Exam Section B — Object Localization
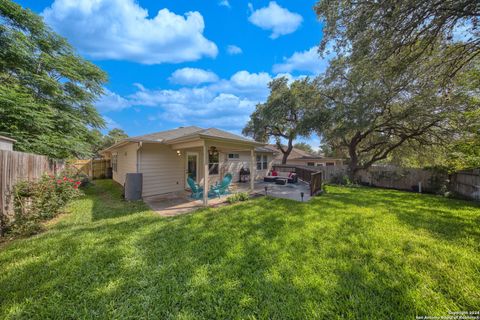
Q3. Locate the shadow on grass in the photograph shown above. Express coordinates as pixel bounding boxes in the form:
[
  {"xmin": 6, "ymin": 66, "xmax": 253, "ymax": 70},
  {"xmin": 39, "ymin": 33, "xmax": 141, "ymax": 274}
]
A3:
[
  {"xmin": 321, "ymin": 186, "xmax": 480, "ymax": 242},
  {"xmin": 0, "ymin": 182, "xmax": 479, "ymax": 319}
]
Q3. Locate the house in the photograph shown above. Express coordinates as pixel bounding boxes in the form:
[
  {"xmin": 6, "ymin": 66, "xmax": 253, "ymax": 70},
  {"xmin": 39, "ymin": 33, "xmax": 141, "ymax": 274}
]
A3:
[
  {"xmin": 0, "ymin": 135, "xmax": 16, "ymax": 151},
  {"xmin": 101, "ymin": 126, "xmax": 275, "ymax": 204},
  {"xmin": 264, "ymin": 144, "xmax": 344, "ymax": 167}
]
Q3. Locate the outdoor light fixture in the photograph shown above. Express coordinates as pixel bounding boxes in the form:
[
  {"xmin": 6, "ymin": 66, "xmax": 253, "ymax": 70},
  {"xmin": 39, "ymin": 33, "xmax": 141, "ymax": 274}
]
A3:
[
  {"xmin": 300, "ymin": 192, "xmax": 304, "ymax": 202},
  {"xmin": 176, "ymin": 150, "xmax": 181, "ymax": 156},
  {"xmin": 208, "ymin": 146, "xmax": 218, "ymax": 157}
]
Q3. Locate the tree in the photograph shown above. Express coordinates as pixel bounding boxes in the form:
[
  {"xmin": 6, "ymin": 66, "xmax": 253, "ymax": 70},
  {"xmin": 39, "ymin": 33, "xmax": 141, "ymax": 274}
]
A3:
[
  {"xmin": 89, "ymin": 128, "xmax": 128, "ymax": 158},
  {"xmin": 293, "ymin": 142, "xmax": 314, "ymax": 154},
  {"xmin": 0, "ymin": 0, "xmax": 107, "ymax": 158},
  {"xmin": 315, "ymin": 0, "xmax": 479, "ymax": 84},
  {"xmin": 243, "ymin": 77, "xmax": 323, "ymax": 164},
  {"xmin": 310, "ymin": 56, "xmax": 478, "ymax": 180}
]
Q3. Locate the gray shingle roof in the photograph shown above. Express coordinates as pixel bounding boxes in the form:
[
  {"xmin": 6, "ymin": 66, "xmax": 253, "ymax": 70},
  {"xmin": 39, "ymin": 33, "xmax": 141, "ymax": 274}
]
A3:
[
  {"xmin": 126, "ymin": 126, "xmax": 261, "ymax": 144},
  {"xmin": 255, "ymin": 146, "xmax": 276, "ymax": 153},
  {"xmin": 196, "ymin": 128, "xmax": 255, "ymax": 143},
  {"xmin": 129, "ymin": 126, "xmax": 203, "ymax": 142}
]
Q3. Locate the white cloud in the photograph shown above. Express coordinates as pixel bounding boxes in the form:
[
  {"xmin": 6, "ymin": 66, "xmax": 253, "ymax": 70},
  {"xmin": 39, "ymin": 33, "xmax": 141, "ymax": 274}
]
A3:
[
  {"xmin": 218, "ymin": 0, "xmax": 231, "ymax": 8},
  {"xmin": 102, "ymin": 116, "xmax": 122, "ymax": 131},
  {"xmin": 230, "ymin": 71, "xmax": 271, "ymax": 88},
  {"xmin": 42, "ymin": 0, "xmax": 218, "ymax": 64},
  {"xmin": 95, "ymin": 70, "xmax": 282, "ymax": 131},
  {"xmin": 273, "ymin": 46, "xmax": 332, "ymax": 75},
  {"xmin": 96, "ymin": 89, "xmax": 131, "ymax": 112},
  {"xmin": 208, "ymin": 71, "xmax": 272, "ymax": 101},
  {"xmin": 248, "ymin": 1, "xmax": 302, "ymax": 39},
  {"xmin": 227, "ymin": 45, "xmax": 243, "ymax": 55},
  {"xmin": 169, "ymin": 68, "xmax": 219, "ymax": 85}
]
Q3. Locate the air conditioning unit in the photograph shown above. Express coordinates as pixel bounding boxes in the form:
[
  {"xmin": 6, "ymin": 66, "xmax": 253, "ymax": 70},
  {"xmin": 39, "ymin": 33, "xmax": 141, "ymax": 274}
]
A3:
[{"xmin": 124, "ymin": 173, "xmax": 143, "ymax": 200}]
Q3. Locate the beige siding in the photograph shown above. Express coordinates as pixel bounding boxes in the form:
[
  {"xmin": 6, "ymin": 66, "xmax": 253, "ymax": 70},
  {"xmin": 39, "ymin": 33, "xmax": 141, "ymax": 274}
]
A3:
[
  {"xmin": 222, "ymin": 152, "xmax": 273, "ymax": 182},
  {"xmin": 139, "ymin": 143, "xmax": 185, "ymax": 197},
  {"xmin": 112, "ymin": 143, "xmax": 138, "ymax": 186}
]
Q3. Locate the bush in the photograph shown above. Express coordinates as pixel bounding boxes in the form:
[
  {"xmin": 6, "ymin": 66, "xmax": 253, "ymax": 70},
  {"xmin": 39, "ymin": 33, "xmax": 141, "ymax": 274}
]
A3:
[
  {"xmin": 9, "ymin": 172, "xmax": 83, "ymax": 236},
  {"xmin": 226, "ymin": 192, "xmax": 250, "ymax": 204},
  {"xmin": 330, "ymin": 173, "xmax": 354, "ymax": 186}
]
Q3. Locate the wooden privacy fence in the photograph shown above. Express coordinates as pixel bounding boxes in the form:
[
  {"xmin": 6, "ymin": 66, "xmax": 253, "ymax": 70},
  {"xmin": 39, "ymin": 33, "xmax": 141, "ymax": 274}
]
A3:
[
  {"xmin": 72, "ymin": 159, "xmax": 111, "ymax": 179},
  {"xmin": 273, "ymin": 164, "xmax": 452, "ymax": 195},
  {"xmin": 273, "ymin": 164, "xmax": 323, "ymax": 196},
  {"xmin": 450, "ymin": 169, "xmax": 480, "ymax": 201},
  {"xmin": 0, "ymin": 150, "xmax": 65, "ymax": 235},
  {"xmin": 356, "ymin": 166, "xmax": 446, "ymax": 193}
]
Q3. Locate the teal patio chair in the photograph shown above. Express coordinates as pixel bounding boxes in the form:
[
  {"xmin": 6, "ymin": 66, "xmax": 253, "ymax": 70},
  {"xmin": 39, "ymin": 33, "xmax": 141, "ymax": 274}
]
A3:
[
  {"xmin": 187, "ymin": 177, "xmax": 203, "ymax": 199},
  {"xmin": 208, "ymin": 173, "xmax": 233, "ymax": 198}
]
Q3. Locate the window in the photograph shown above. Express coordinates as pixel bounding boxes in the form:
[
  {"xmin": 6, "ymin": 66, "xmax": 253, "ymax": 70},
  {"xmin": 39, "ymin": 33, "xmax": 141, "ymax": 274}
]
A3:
[
  {"xmin": 316, "ymin": 163, "xmax": 325, "ymax": 167},
  {"xmin": 256, "ymin": 155, "xmax": 268, "ymax": 170},
  {"xmin": 326, "ymin": 162, "xmax": 335, "ymax": 166},
  {"xmin": 228, "ymin": 153, "xmax": 239, "ymax": 159},
  {"xmin": 307, "ymin": 162, "xmax": 315, "ymax": 166},
  {"xmin": 209, "ymin": 152, "xmax": 219, "ymax": 175},
  {"xmin": 112, "ymin": 154, "xmax": 118, "ymax": 172},
  {"xmin": 262, "ymin": 155, "xmax": 268, "ymax": 170}
]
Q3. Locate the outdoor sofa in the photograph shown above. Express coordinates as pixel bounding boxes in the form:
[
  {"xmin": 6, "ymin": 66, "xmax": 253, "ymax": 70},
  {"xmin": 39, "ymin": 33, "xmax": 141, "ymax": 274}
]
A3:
[{"xmin": 264, "ymin": 170, "xmax": 298, "ymax": 183}]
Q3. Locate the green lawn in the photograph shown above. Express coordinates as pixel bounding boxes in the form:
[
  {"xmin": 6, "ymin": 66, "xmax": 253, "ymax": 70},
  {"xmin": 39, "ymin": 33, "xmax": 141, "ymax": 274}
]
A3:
[{"xmin": 1, "ymin": 180, "xmax": 479, "ymax": 319}]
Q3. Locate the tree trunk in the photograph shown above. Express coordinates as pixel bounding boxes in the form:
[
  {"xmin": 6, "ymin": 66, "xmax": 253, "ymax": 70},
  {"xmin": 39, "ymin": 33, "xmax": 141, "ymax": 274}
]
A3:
[
  {"xmin": 279, "ymin": 138, "xmax": 294, "ymax": 164},
  {"xmin": 347, "ymin": 141, "xmax": 360, "ymax": 182}
]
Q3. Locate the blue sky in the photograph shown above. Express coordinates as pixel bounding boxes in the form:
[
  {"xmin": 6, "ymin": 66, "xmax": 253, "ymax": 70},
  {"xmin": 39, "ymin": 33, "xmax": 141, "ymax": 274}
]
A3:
[{"xmin": 17, "ymin": 0, "xmax": 329, "ymax": 149}]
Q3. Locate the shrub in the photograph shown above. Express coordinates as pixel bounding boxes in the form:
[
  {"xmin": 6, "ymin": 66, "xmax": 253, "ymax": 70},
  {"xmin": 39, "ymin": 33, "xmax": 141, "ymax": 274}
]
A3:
[
  {"xmin": 226, "ymin": 192, "xmax": 250, "ymax": 204},
  {"xmin": 9, "ymin": 172, "xmax": 83, "ymax": 236},
  {"xmin": 330, "ymin": 173, "xmax": 354, "ymax": 186}
]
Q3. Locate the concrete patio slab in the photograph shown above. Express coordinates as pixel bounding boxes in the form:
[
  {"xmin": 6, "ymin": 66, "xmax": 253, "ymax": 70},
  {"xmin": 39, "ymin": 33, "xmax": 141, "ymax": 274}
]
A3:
[{"xmin": 143, "ymin": 180, "xmax": 312, "ymax": 216}]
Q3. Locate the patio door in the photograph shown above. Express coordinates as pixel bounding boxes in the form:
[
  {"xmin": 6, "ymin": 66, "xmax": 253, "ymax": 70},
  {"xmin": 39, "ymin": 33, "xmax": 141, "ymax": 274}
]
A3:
[{"xmin": 185, "ymin": 152, "xmax": 199, "ymax": 189}]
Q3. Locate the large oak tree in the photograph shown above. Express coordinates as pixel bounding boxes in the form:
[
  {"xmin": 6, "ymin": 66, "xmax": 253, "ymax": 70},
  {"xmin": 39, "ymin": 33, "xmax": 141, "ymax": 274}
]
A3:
[
  {"xmin": 310, "ymin": 55, "xmax": 478, "ymax": 180},
  {"xmin": 315, "ymin": 0, "xmax": 479, "ymax": 84},
  {"xmin": 243, "ymin": 77, "xmax": 323, "ymax": 164}
]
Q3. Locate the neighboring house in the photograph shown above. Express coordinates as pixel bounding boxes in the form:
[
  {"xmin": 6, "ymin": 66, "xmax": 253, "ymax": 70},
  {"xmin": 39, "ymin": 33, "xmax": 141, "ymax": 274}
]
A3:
[
  {"xmin": 101, "ymin": 126, "xmax": 275, "ymax": 202},
  {"xmin": 264, "ymin": 145, "xmax": 344, "ymax": 167},
  {"xmin": 0, "ymin": 135, "xmax": 16, "ymax": 151}
]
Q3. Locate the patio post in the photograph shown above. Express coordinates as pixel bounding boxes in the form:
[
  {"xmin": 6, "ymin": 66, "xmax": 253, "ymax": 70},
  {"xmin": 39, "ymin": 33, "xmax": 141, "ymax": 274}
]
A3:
[
  {"xmin": 203, "ymin": 141, "xmax": 209, "ymax": 206},
  {"xmin": 250, "ymin": 148, "xmax": 255, "ymax": 192}
]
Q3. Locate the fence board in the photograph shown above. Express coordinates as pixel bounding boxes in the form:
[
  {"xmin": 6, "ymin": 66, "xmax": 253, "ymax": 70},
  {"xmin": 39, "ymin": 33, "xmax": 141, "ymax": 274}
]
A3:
[
  {"xmin": 273, "ymin": 164, "xmax": 455, "ymax": 195},
  {"xmin": 72, "ymin": 159, "xmax": 111, "ymax": 179},
  {"xmin": 273, "ymin": 165, "xmax": 323, "ymax": 196},
  {"xmin": 0, "ymin": 150, "xmax": 65, "ymax": 236},
  {"xmin": 310, "ymin": 172, "xmax": 323, "ymax": 196},
  {"xmin": 450, "ymin": 169, "xmax": 480, "ymax": 201}
]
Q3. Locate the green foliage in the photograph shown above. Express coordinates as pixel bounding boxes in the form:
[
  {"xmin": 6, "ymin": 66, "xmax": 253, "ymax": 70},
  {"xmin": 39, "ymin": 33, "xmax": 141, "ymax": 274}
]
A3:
[
  {"xmin": 330, "ymin": 173, "xmax": 353, "ymax": 186},
  {"xmin": 308, "ymin": 54, "xmax": 479, "ymax": 179},
  {"xmin": 9, "ymin": 172, "xmax": 82, "ymax": 236},
  {"xmin": 243, "ymin": 77, "xmax": 325, "ymax": 163},
  {"xmin": 314, "ymin": 0, "xmax": 479, "ymax": 86},
  {"xmin": 293, "ymin": 142, "xmax": 314, "ymax": 154},
  {"xmin": 226, "ymin": 192, "xmax": 250, "ymax": 204},
  {"xmin": 0, "ymin": 0, "xmax": 107, "ymax": 158},
  {"xmin": 313, "ymin": 0, "xmax": 480, "ymax": 173},
  {"xmin": 1, "ymin": 181, "xmax": 479, "ymax": 318},
  {"xmin": 89, "ymin": 128, "xmax": 128, "ymax": 157}
]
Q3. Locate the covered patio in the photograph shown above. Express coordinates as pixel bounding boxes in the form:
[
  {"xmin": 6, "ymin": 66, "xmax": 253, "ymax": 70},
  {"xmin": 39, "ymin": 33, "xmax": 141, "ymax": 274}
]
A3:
[
  {"xmin": 144, "ymin": 180, "xmax": 311, "ymax": 216},
  {"xmin": 166, "ymin": 130, "xmax": 265, "ymax": 207}
]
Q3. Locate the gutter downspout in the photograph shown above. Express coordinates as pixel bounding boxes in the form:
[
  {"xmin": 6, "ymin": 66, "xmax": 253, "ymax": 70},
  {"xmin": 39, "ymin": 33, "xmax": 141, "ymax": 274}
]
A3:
[{"xmin": 136, "ymin": 141, "xmax": 143, "ymax": 173}]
